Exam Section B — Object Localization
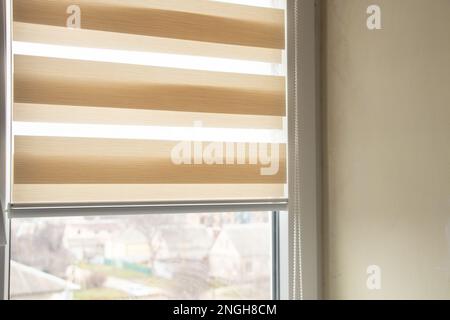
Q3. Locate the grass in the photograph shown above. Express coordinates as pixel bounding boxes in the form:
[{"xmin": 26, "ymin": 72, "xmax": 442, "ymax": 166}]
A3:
[
  {"xmin": 74, "ymin": 288, "xmax": 129, "ymax": 300},
  {"xmin": 77, "ymin": 262, "xmax": 168, "ymax": 289},
  {"xmin": 140, "ymin": 276, "xmax": 173, "ymax": 289},
  {"xmin": 75, "ymin": 262, "xmax": 240, "ymax": 299},
  {"xmin": 78, "ymin": 262, "xmax": 148, "ymax": 279}
]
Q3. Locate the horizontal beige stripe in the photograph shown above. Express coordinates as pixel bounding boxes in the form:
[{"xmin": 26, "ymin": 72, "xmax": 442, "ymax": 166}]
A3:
[
  {"xmin": 14, "ymin": 22, "xmax": 283, "ymax": 63},
  {"xmin": 14, "ymin": 77, "xmax": 284, "ymax": 116},
  {"xmin": 15, "ymin": 55, "xmax": 284, "ymax": 91},
  {"xmin": 14, "ymin": 0, "xmax": 285, "ymax": 49},
  {"xmin": 14, "ymin": 103, "xmax": 284, "ymax": 129},
  {"xmin": 13, "ymin": 184, "xmax": 286, "ymax": 204},
  {"xmin": 79, "ymin": 0, "xmax": 285, "ymax": 25},
  {"xmin": 14, "ymin": 55, "xmax": 286, "ymax": 116},
  {"xmin": 14, "ymin": 136, "xmax": 286, "ymax": 184}
]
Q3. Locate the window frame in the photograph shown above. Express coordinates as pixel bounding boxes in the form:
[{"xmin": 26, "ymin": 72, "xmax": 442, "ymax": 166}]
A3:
[
  {"xmin": 0, "ymin": 0, "xmax": 321, "ymax": 300},
  {"xmin": 0, "ymin": 0, "xmax": 12, "ymax": 301},
  {"xmin": 286, "ymin": 0, "xmax": 322, "ymax": 300}
]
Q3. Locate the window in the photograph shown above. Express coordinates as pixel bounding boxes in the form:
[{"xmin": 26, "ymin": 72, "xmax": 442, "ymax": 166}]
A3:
[
  {"xmin": 0, "ymin": 0, "xmax": 305, "ymax": 301},
  {"xmin": 10, "ymin": 212, "xmax": 275, "ymax": 300}
]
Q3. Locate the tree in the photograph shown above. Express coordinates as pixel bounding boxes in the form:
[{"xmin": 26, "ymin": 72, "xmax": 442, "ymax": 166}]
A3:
[
  {"xmin": 11, "ymin": 221, "xmax": 74, "ymax": 277},
  {"xmin": 128, "ymin": 214, "xmax": 187, "ymax": 267}
]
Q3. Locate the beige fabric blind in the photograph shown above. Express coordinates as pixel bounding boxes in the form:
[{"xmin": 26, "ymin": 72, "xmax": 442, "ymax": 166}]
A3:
[{"xmin": 12, "ymin": 0, "xmax": 287, "ymax": 204}]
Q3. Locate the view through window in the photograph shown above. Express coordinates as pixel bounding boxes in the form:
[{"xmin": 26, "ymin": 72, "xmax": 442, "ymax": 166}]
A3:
[{"xmin": 10, "ymin": 212, "xmax": 273, "ymax": 300}]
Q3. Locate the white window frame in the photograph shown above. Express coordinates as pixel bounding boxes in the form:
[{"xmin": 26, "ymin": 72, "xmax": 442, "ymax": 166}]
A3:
[
  {"xmin": 286, "ymin": 0, "xmax": 322, "ymax": 300},
  {"xmin": 1, "ymin": 0, "xmax": 12, "ymax": 301},
  {"xmin": 0, "ymin": 0, "xmax": 321, "ymax": 300}
]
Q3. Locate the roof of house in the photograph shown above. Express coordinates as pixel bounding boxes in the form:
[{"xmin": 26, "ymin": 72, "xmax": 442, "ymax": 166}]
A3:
[
  {"xmin": 211, "ymin": 223, "xmax": 271, "ymax": 257},
  {"xmin": 111, "ymin": 227, "xmax": 148, "ymax": 244},
  {"xmin": 10, "ymin": 261, "xmax": 80, "ymax": 297},
  {"xmin": 154, "ymin": 226, "xmax": 214, "ymax": 260}
]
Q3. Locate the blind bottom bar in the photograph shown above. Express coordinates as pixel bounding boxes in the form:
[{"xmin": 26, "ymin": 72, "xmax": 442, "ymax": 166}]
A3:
[{"xmin": 8, "ymin": 199, "xmax": 288, "ymax": 218}]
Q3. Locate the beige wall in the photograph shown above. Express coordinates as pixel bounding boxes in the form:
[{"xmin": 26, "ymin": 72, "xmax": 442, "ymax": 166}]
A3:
[{"xmin": 322, "ymin": 0, "xmax": 450, "ymax": 299}]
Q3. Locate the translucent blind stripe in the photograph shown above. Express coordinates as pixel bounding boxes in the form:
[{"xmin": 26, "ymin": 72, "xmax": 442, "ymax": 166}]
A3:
[
  {"xmin": 14, "ymin": 104, "xmax": 284, "ymax": 130},
  {"xmin": 13, "ymin": 41, "xmax": 277, "ymax": 75},
  {"xmin": 12, "ymin": 184, "xmax": 286, "ymax": 204},
  {"xmin": 13, "ymin": 22, "xmax": 283, "ymax": 63},
  {"xmin": 13, "ymin": 123, "xmax": 285, "ymax": 144},
  {"xmin": 13, "ymin": 0, "xmax": 285, "ymax": 49}
]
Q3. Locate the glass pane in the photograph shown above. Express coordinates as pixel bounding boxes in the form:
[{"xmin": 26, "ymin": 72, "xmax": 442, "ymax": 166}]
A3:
[{"xmin": 10, "ymin": 212, "xmax": 272, "ymax": 300}]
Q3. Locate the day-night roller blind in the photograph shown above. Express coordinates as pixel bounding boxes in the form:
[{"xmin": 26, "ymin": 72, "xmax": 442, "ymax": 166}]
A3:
[{"xmin": 11, "ymin": 0, "xmax": 287, "ymax": 204}]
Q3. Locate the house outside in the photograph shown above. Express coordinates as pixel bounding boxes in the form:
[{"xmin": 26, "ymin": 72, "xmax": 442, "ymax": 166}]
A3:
[
  {"xmin": 62, "ymin": 219, "xmax": 118, "ymax": 261},
  {"xmin": 152, "ymin": 225, "xmax": 214, "ymax": 279},
  {"xmin": 209, "ymin": 223, "xmax": 271, "ymax": 283},
  {"xmin": 104, "ymin": 227, "xmax": 151, "ymax": 264}
]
